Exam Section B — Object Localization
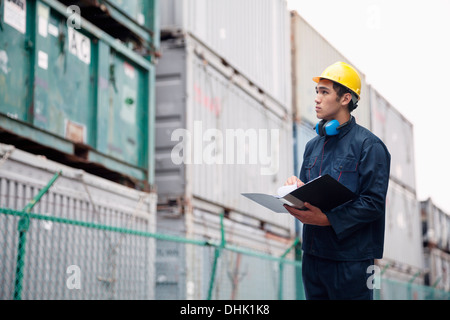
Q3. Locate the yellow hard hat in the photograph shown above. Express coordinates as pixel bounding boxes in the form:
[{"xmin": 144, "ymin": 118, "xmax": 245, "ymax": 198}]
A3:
[{"xmin": 313, "ymin": 61, "xmax": 361, "ymax": 100}]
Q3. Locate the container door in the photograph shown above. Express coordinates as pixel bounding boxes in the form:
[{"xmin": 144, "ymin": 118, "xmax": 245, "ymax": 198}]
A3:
[
  {"xmin": 97, "ymin": 47, "xmax": 146, "ymax": 168},
  {"xmin": 0, "ymin": 0, "xmax": 31, "ymax": 122},
  {"xmin": 32, "ymin": 1, "xmax": 95, "ymax": 145}
]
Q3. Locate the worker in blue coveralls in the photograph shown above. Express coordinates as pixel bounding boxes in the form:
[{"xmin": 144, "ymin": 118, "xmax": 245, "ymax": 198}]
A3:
[{"xmin": 284, "ymin": 61, "xmax": 391, "ymax": 300}]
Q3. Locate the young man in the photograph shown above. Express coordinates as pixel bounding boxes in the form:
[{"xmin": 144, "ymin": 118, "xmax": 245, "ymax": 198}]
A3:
[{"xmin": 284, "ymin": 62, "xmax": 391, "ymax": 300}]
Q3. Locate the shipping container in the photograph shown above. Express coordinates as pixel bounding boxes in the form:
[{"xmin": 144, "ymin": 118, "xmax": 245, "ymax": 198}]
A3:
[
  {"xmin": 0, "ymin": 143, "xmax": 157, "ymax": 299},
  {"xmin": 155, "ymin": 36, "xmax": 294, "ymax": 233},
  {"xmin": 0, "ymin": 0, "xmax": 156, "ymax": 188},
  {"xmin": 291, "ymin": 11, "xmax": 371, "ymax": 129},
  {"xmin": 56, "ymin": 0, "xmax": 160, "ymax": 57},
  {"xmin": 159, "ymin": 0, "xmax": 291, "ymax": 109},
  {"xmin": 156, "ymin": 199, "xmax": 297, "ymax": 300},
  {"xmin": 427, "ymin": 248, "xmax": 450, "ymax": 292},
  {"xmin": 293, "ymin": 121, "xmax": 317, "ymax": 181},
  {"xmin": 370, "ymin": 86, "xmax": 417, "ymax": 193},
  {"xmin": 421, "ymin": 198, "xmax": 450, "ymax": 253},
  {"xmin": 379, "ymin": 179, "xmax": 424, "ymax": 282},
  {"xmin": 292, "ymin": 120, "xmax": 317, "ymax": 237}
]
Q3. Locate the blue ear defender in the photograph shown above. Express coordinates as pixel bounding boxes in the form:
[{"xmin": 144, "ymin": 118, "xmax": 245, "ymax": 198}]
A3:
[{"xmin": 314, "ymin": 117, "xmax": 352, "ymax": 137}]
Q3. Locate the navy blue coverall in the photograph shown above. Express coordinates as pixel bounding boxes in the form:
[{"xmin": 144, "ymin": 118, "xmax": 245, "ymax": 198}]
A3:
[{"xmin": 299, "ymin": 117, "xmax": 391, "ymax": 299}]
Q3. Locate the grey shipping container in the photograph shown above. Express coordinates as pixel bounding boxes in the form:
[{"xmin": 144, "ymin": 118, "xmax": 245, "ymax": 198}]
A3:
[
  {"xmin": 370, "ymin": 87, "xmax": 417, "ymax": 193},
  {"xmin": 291, "ymin": 11, "xmax": 371, "ymax": 130},
  {"xmin": 0, "ymin": 143, "xmax": 157, "ymax": 300},
  {"xmin": 421, "ymin": 198, "xmax": 450, "ymax": 254},
  {"xmin": 156, "ymin": 202, "xmax": 297, "ymax": 300},
  {"xmin": 0, "ymin": 0, "xmax": 156, "ymax": 188},
  {"xmin": 159, "ymin": 0, "xmax": 292, "ymax": 109},
  {"xmin": 155, "ymin": 36, "xmax": 295, "ymax": 233},
  {"xmin": 428, "ymin": 248, "xmax": 450, "ymax": 292},
  {"xmin": 380, "ymin": 179, "xmax": 424, "ymax": 283}
]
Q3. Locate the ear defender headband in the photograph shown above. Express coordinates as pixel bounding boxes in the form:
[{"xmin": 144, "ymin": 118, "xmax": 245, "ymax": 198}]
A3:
[{"xmin": 314, "ymin": 117, "xmax": 352, "ymax": 137}]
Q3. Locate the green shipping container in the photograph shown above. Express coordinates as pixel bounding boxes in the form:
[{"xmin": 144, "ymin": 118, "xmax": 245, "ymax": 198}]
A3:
[
  {"xmin": 107, "ymin": 0, "xmax": 158, "ymax": 31},
  {"xmin": 58, "ymin": 0, "xmax": 160, "ymax": 58},
  {"xmin": 0, "ymin": 0, "xmax": 155, "ymax": 187}
]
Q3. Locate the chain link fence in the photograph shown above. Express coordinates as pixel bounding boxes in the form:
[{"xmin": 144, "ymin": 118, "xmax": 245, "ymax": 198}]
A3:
[{"xmin": 0, "ymin": 172, "xmax": 449, "ymax": 300}]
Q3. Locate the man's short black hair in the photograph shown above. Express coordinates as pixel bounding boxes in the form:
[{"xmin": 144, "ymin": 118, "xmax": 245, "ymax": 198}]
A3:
[{"xmin": 332, "ymin": 81, "xmax": 358, "ymax": 112}]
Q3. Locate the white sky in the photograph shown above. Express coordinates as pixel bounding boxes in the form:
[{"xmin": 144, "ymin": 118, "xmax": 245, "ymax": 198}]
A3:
[{"xmin": 287, "ymin": 0, "xmax": 450, "ymax": 213}]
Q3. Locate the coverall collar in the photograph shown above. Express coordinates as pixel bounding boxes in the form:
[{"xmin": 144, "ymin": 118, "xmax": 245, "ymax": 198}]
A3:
[{"xmin": 337, "ymin": 115, "xmax": 356, "ymax": 140}]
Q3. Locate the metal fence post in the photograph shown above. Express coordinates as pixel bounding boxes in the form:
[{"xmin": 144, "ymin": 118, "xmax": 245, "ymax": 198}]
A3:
[
  {"xmin": 207, "ymin": 212, "xmax": 225, "ymax": 300},
  {"xmin": 278, "ymin": 238, "xmax": 300, "ymax": 300},
  {"xmin": 13, "ymin": 171, "xmax": 62, "ymax": 300}
]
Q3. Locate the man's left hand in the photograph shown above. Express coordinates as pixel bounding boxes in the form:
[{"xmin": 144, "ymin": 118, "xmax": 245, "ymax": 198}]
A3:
[{"xmin": 284, "ymin": 202, "xmax": 331, "ymax": 227}]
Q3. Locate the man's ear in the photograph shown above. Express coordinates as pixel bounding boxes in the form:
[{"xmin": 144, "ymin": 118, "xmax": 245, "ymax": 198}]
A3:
[{"xmin": 341, "ymin": 93, "xmax": 352, "ymax": 106}]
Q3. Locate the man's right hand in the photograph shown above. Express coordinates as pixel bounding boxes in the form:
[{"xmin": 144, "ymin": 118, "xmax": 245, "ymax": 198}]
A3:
[{"xmin": 284, "ymin": 176, "xmax": 304, "ymax": 188}]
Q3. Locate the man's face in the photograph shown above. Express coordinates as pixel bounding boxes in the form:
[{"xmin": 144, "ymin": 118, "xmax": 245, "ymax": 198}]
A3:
[{"xmin": 314, "ymin": 79, "xmax": 348, "ymax": 121}]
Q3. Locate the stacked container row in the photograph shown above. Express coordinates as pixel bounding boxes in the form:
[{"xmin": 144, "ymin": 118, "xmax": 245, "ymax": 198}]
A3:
[
  {"xmin": 369, "ymin": 87, "xmax": 424, "ymax": 283},
  {"xmin": 421, "ymin": 198, "xmax": 450, "ymax": 252},
  {"xmin": 159, "ymin": 0, "xmax": 291, "ymax": 109},
  {"xmin": 0, "ymin": 0, "xmax": 159, "ymax": 300},
  {"xmin": 0, "ymin": 0, "xmax": 157, "ymax": 188},
  {"xmin": 0, "ymin": 143, "xmax": 157, "ymax": 299},
  {"xmin": 155, "ymin": 0, "xmax": 296, "ymax": 299},
  {"xmin": 421, "ymin": 198, "xmax": 450, "ymax": 291}
]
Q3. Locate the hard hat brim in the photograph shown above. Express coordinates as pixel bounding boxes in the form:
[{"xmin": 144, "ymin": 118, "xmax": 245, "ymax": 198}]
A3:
[{"xmin": 312, "ymin": 76, "xmax": 360, "ymax": 100}]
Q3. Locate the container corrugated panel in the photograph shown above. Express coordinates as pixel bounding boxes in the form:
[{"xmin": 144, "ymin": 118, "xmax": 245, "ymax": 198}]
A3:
[
  {"xmin": 292, "ymin": 120, "xmax": 317, "ymax": 237},
  {"xmin": 159, "ymin": 0, "xmax": 291, "ymax": 109},
  {"xmin": 421, "ymin": 198, "xmax": 450, "ymax": 252},
  {"xmin": 291, "ymin": 11, "xmax": 371, "ymax": 130},
  {"xmin": 370, "ymin": 87, "xmax": 416, "ymax": 193},
  {"xmin": 0, "ymin": 0, "xmax": 155, "ymax": 184},
  {"xmin": 155, "ymin": 37, "xmax": 295, "ymax": 232},
  {"xmin": 430, "ymin": 248, "xmax": 450, "ymax": 292},
  {"xmin": 293, "ymin": 120, "xmax": 317, "ymax": 177},
  {"xmin": 0, "ymin": 143, "xmax": 157, "ymax": 300},
  {"xmin": 156, "ymin": 206, "xmax": 296, "ymax": 300},
  {"xmin": 382, "ymin": 179, "xmax": 423, "ymax": 272}
]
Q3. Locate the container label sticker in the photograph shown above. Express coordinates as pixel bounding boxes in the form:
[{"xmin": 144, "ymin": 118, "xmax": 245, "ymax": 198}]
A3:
[
  {"xmin": 4, "ymin": 0, "xmax": 27, "ymax": 34},
  {"xmin": 68, "ymin": 27, "xmax": 91, "ymax": 65},
  {"xmin": 37, "ymin": 2, "xmax": 50, "ymax": 38},
  {"xmin": 38, "ymin": 51, "xmax": 48, "ymax": 70},
  {"xmin": 48, "ymin": 23, "xmax": 59, "ymax": 37},
  {"xmin": 65, "ymin": 119, "xmax": 86, "ymax": 143},
  {"xmin": 38, "ymin": 17, "xmax": 48, "ymax": 38}
]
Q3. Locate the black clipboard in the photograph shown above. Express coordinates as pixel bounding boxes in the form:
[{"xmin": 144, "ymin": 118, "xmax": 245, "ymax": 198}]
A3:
[
  {"xmin": 285, "ymin": 174, "xmax": 356, "ymax": 212},
  {"xmin": 242, "ymin": 174, "xmax": 357, "ymax": 213}
]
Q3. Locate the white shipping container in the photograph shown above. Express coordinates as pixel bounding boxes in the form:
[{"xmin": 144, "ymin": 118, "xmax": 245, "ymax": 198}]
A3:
[
  {"xmin": 0, "ymin": 143, "xmax": 157, "ymax": 300},
  {"xmin": 421, "ymin": 198, "xmax": 450, "ymax": 253},
  {"xmin": 382, "ymin": 179, "xmax": 423, "ymax": 275},
  {"xmin": 370, "ymin": 87, "xmax": 417, "ymax": 193},
  {"xmin": 429, "ymin": 248, "xmax": 450, "ymax": 292},
  {"xmin": 291, "ymin": 11, "xmax": 371, "ymax": 129},
  {"xmin": 156, "ymin": 200, "xmax": 297, "ymax": 300},
  {"xmin": 159, "ymin": 0, "xmax": 292, "ymax": 109},
  {"xmin": 155, "ymin": 36, "xmax": 295, "ymax": 232}
]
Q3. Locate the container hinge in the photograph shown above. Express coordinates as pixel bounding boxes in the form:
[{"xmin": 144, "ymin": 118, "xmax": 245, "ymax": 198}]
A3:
[{"xmin": 24, "ymin": 38, "xmax": 34, "ymax": 52}]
